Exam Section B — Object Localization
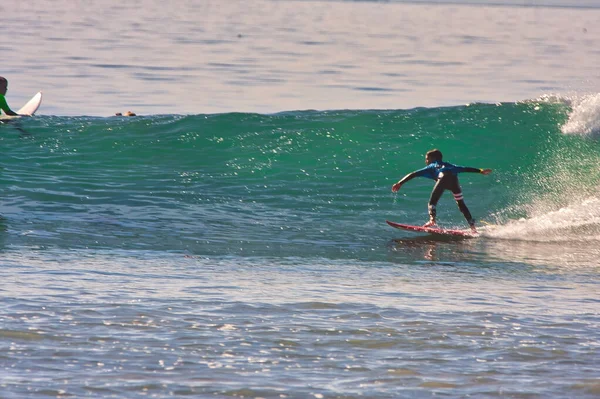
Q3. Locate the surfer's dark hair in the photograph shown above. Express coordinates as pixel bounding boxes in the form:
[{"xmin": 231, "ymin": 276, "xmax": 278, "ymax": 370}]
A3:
[
  {"xmin": 426, "ymin": 149, "xmax": 443, "ymax": 161},
  {"xmin": 0, "ymin": 77, "xmax": 6, "ymax": 84}
]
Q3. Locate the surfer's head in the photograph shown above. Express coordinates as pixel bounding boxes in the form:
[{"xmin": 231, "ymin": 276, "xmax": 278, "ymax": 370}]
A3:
[
  {"xmin": 425, "ymin": 149, "xmax": 443, "ymax": 164},
  {"xmin": 0, "ymin": 77, "xmax": 7, "ymax": 95}
]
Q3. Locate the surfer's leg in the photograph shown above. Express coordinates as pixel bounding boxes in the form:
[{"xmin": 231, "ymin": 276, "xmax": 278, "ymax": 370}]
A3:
[
  {"xmin": 426, "ymin": 176, "xmax": 446, "ymax": 226},
  {"xmin": 450, "ymin": 177, "xmax": 476, "ymax": 230},
  {"xmin": 455, "ymin": 195, "xmax": 475, "ymax": 228}
]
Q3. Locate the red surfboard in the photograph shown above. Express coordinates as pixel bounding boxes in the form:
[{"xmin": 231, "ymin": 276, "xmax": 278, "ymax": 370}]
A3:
[{"xmin": 386, "ymin": 220, "xmax": 478, "ymax": 238}]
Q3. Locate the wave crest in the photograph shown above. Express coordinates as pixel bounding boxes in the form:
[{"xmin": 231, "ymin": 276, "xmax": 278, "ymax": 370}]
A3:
[{"xmin": 560, "ymin": 93, "xmax": 600, "ymax": 136}]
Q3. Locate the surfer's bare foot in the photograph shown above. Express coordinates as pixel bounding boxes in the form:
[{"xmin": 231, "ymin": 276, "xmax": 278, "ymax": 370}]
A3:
[
  {"xmin": 423, "ymin": 220, "xmax": 436, "ymax": 228},
  {"xmin": 470, "ymin": 225, "xmax": 478, "ymax": 233}
]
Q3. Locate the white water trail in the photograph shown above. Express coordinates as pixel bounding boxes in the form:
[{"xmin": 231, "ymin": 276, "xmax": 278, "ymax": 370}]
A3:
[{"xmin": 483, "ymin": 197, "xmax": 600, "ymax": 242}]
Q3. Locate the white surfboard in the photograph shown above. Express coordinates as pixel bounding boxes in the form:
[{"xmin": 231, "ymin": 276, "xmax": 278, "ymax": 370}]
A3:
[{"xmin": 17, "ymin": 91, "xmax": 43, "ymax": 115}]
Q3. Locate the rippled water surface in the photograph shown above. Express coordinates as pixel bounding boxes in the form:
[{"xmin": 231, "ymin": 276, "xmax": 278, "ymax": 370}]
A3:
[
  {"xmin": 3, "ymin": 0, "xmax": 600, "ymax": 115},
  {"xmin": 1, "ymin": 251, "xmax": 599, "ymax": 398},
  {"xmin": 1, "ymin": 1, "xmax": 600, "ymax": 398}
]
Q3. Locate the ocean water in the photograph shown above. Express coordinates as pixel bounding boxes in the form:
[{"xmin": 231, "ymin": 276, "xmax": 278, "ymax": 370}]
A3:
[
  {"xmin": 3, "ymin": 0, "xmax": 600, "ymax": 115},
  {"xmin": 2, "ymin": 1, "xmax": 600, "ymax": 398}
]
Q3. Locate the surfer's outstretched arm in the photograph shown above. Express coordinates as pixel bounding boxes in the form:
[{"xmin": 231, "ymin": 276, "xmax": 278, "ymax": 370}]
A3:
[
  {"xmin": 392, "ymin": 164, "xmax": 436, "ymax": 192},
  {"xmin": 457, "ymin": 166, "xmax": 492, "ymax": 175},
  {"xmin": 391, "ymin": 171, "xmax": 418, "ymax": 192}
]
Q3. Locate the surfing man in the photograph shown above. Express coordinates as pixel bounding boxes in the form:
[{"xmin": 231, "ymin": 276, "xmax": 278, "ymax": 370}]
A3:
[
  {"xmin": 0, "ymin": 77, "xmax": 19, "ymax": 116},
  {"xmin": 391, "ymin": 149, "xmax": 492, "ymax": 232}
]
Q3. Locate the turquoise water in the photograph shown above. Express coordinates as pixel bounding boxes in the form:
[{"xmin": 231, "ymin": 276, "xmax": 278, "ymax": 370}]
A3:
[
  {"xmin": 2, "ymin": 1, "xmax": 600, "ymax": 398},
  {"xmin": 2, "ymin": 100, "xmax": 598, "ymax": 255}
]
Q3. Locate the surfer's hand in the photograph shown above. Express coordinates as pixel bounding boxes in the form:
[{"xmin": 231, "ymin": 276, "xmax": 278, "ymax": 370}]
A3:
[
  {"xmin": 392, "ymin": 182, "xmax": 402, "ymax": 192},
  {"xmin": 480, "ymin": 169, "xmax": 492, "ymax": 175}
]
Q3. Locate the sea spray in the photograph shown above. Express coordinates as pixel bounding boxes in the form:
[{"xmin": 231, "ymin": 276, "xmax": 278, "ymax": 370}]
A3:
[{"xmin": 561, "ymin": 93, "xmax": 600, "ymax": 136}]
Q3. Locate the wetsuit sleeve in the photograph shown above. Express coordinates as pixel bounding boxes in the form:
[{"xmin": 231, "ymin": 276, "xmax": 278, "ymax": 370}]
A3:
[
  {"xmin": 396, "ymin": 171, "xmax": 419, "ymax": 185},
  {"xmin": 0, "ymin": 95, "xmax": 17, "ymax": 116},
  {"xmin": 412, "ymin": 165, "xmax": 434, "ymax": 178},
  {"xmin": 454, "ymin": 166, "xmax": 483, "ymax": 174},
  {"xmin": 396, "ymin": 165, "xmax": 435, "ymax": 185}
]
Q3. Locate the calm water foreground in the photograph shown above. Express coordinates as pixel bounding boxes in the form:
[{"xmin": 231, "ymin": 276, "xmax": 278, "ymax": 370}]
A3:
[{"xmin": 1, "ymin": 246, "xmax": 599, "ymax": 398}]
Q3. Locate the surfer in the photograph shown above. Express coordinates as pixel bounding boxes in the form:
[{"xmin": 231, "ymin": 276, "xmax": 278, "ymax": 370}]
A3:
[
  {"xmin": 0, "ymin": 77, "xmax": 18, "ymax": 116},
  {"xmin": 391, "ymin": 149, "xmax": 492, "ymax": 232}
]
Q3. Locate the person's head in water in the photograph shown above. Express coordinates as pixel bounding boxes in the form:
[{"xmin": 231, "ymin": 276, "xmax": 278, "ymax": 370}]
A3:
[
  {"xmin": 425, "ymin": 149, "xmax": 443, "ymax": 164},
  {"xmin": 115, "ymin": 111, "xmax": 137, "ymax": 117},
  {"xmin": 0, "ymin": 77, "xmax": 8, "ymax": 95}
]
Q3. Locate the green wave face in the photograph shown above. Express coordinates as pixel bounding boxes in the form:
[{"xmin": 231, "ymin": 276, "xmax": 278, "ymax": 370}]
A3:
[{"xmin": 2, "ymin": 99, "xmax": 599, "ymax": 254}]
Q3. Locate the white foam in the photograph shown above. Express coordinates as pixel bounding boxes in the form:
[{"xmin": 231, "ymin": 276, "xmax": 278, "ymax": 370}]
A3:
[
  {"xmin": 560, "ymin": 93, "xmax": 600, "ymax": 136},
  {"xmin": 483, "ymin": 196, "xmax": 600, "ymax": 242}
]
